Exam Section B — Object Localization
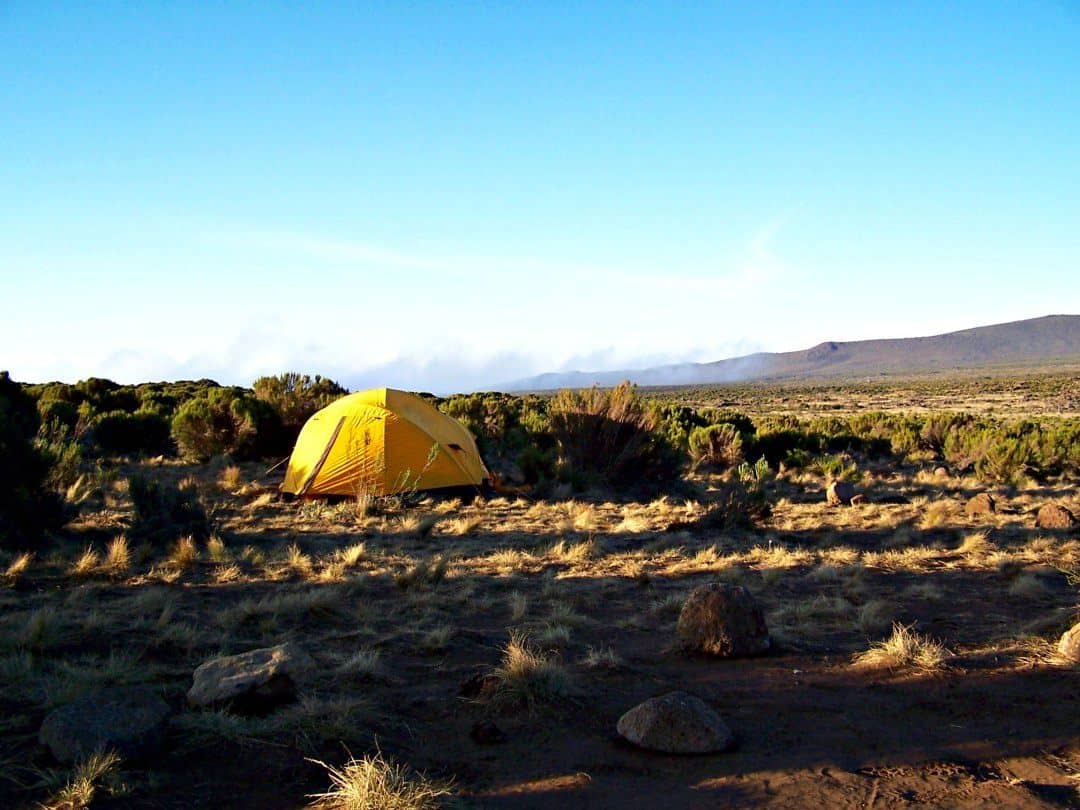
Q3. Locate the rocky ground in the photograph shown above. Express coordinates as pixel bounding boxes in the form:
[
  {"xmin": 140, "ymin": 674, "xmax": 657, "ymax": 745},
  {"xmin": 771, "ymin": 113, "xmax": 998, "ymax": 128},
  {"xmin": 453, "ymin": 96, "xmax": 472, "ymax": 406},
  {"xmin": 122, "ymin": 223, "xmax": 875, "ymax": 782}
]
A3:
[{"xmin": 1, "ymin": 451, "xmax": 1078, "ymax": 808}]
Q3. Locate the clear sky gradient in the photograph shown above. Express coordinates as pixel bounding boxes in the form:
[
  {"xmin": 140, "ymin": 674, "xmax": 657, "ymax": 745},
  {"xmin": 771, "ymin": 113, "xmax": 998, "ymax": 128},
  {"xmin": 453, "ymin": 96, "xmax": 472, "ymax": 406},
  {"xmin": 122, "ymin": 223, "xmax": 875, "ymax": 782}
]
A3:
[{"xmin": 3, "ymin": 2, "xmax": 1078, "ymax": 392}]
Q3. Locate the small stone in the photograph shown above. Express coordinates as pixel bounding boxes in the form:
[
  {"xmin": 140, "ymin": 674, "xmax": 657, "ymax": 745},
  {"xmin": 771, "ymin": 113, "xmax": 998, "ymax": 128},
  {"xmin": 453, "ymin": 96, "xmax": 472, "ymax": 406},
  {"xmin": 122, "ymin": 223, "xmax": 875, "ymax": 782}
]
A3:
[
  {"xmin": 39, "ymin": 686, "xmax": 170, "ymax": 763},
  {"xmin": 1035, "ymin": 503, "xmax": 1076, "ymax": 529},
  {"xmin": 933, "ymin": 466, "xmax": 950, "ymax": 478},
  {"xmin": 964, "ymin": 493, "xmax": 996, "ymax": 516},
  {"xmin": 826, "ymin": 481, "xmax": 856, "ymax": 506},
  {"xmin": 617, "ymin": 691, "xmax": 734, "ymax": 754},
  {"xmin": 677, "ymin": 583, "xmax": 770, "ymax": 658},
  {"xmin": 187, "ymin": 643, "xmax": 314, "ymax": 712},
  {"xmin": 1058, "ymin": 623, "xmax": 1080, "ymax": 663}
]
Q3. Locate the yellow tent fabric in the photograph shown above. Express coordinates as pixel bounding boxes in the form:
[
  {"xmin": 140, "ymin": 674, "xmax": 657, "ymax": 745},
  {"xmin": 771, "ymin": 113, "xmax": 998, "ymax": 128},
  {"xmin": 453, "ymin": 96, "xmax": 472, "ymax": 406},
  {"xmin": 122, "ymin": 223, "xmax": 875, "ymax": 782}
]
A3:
[{"xmin": 281, "ymin": 388, "xmax": 489, "ymax": 497}]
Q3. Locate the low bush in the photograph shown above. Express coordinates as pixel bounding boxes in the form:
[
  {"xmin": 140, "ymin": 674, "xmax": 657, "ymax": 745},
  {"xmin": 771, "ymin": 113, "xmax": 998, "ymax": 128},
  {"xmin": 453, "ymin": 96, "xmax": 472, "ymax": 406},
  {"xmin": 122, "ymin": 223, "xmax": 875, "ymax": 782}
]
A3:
[
  {"xmin": 547, "ymin": 382, "xmax": 679, "ymax": 489},
  {"xmin": 128, "ymin": 475, "xmax": 210, "ymax": 542},
  {"xmin": 0, "ymin": 372, "xmax": 63, "ymax": 548},
  {"xmin": 92, "ymin": 409, "xmax": 173, "ymax": 456},
  {"xmin": 172, "ymin": 388, "xmax": 283, "ymax": 460},
  {"xmin": 252, "ymin": 373, "xmax": 347, "ymax": 440},
  {"xmin": 688, "ymin": 423, "xmax": 744, "ymax": 469}
]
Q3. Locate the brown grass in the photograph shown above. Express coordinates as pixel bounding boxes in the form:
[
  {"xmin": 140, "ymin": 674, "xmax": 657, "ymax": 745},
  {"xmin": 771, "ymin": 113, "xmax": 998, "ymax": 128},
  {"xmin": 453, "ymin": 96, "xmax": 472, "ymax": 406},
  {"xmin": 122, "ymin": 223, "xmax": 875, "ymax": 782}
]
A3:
[{"xmin": 306, "ymin": 751, "xmax": 454, "ymax": 810}]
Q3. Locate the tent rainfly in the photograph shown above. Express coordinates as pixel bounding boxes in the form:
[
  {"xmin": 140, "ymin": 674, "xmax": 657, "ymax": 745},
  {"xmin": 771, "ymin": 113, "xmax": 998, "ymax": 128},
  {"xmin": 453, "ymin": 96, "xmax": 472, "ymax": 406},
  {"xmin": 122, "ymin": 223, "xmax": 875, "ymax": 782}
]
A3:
[{"xmin": 281, "ymin": 388, "xmax": 489, "ymax": 497}]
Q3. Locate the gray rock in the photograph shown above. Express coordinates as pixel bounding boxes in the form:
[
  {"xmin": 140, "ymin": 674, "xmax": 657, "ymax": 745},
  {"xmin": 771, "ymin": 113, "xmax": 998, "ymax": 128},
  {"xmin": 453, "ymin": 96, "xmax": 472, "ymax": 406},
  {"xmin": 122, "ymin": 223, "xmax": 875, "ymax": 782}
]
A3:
[
  {"xmin": 1035, "ymin": 503, "xmax": 1076, "ymax": 529},
  {"xmin": 965, "ymin": 493, "xmax": 996, "ymax": 516},
  {"xmin": 826, "ymin": 481, "xmax": 856, "ymax": 506},
  {"xmin": 617, "ymin": 691, "xmax": 734, "ymax": 754},
  {"xmin": 39, "ymin": 686, "xmax": 170, "ymax": 763},
  {"xmin": 1058, "ymin": 622, "xmax": 1080, "ymax": 663},
  {"xmin": 187, "ymin": 643, "xmax": 315, "ymax": 711},
  {"xmin": 677, "ymin": 583, "xmax": 770, "ymax": 658}
]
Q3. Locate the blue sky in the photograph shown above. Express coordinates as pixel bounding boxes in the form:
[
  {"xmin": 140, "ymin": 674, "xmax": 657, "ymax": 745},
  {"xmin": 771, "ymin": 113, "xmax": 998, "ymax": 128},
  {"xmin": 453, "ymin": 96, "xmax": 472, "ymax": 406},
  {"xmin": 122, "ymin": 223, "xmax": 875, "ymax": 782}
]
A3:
[{"xmin": 3, "ymin": 2, "xmax": 1078, "ymax": 392}]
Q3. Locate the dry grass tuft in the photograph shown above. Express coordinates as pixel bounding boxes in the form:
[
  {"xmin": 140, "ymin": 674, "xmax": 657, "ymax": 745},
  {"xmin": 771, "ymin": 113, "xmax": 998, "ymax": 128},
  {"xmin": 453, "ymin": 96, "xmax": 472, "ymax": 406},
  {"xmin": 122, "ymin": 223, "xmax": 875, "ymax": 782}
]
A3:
[
  {"xmin": 336, "ymin": 649, "xmax": 382, "ymax": 679},
  {"xmin": 282, "ymin": 543, "xmax": 314, "ymax": 577},
  {"xmin": 69, "ymin": 546, "xmax": 101, "ymax": 579},
  {"xmin": 443, "ymin": 515, "xmax": 482, "ymax": 536},
  {"xmin": 919, "ymin": 500, "xmax": 955, "ymax": 529},
  {"xmin": 958, "ymin": 531, "xmax": 994, "ymax": 560},
  {"xmin": 338, "ymin": 543, "xmax": 367, "ymax": 568},
  {"xmin": 508, "ymin": 591, "xmax": 529, "ymax": 621},
  {"xmin": 490, "ymin": 631, "xmax": 572, "ymax": 709},
  {"xmin": 168, "ymin": 536, "xmax": 200, "ymax": 570},
  {"xmin": 854, "ymin": 623, "xmax": 950, "ymax": 671},
  {"xmin": 213, "ymin": 563, "xmax": 244, "ymax": 583},
  {"xmin": 903, "ymin": 581, "xmax": 945, "ymax": 601},
  {"xmin": 581, "ymin": 644, "xmax": 623, "ymax": 670},
  {"xmin": 306, "ymin": 750, "xmax": 454, "ymax": 810},
  {"xmin": 394, "ymin": 556, "xmax": 449, "ymax": 590},
  {"xmin": 207, "ymin": 535, "xmax": 231, "ymax": 563},
  {"xmin": 247, "ymin": 492, "xmax": 275, "ymax": 511},
  {"xmin": 41, "ymin": 749, "xmax": 122, "ymax": 810},
  {"xmin": 418, "ymin": 624, "xmax": 454, "ymax": 654},
  {"xmin": 547, "ymin": 539, "xmax": 596, "ymax": 564},
  {"xmin": 219, "ymin": 465, "xmax": 243, "ymax": 492},
  {"xmin": 4, "ymin": 551, "xmax": 33, "ymax": 582},
  {"xmin": 104, "ymin": 535, "xmax": 131, "ymax": 576},
  {"xmin": 650, "ymin": 591, "xmax": 686, "ymax": 618}
]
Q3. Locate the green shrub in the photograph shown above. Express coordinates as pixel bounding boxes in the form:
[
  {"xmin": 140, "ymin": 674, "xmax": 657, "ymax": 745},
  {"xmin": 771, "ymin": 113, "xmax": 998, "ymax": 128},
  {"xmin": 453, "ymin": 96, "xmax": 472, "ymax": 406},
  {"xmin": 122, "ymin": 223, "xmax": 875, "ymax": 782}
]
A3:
[
  {"xmin": 736, "ymin": 455, "xmax": 772, "ymax": 491},
  {"xmin": 699, "ymin": 408, "xmax": 756, "ymax": 436},
  {"xmin": 975, "ymin": 434, "xmax": 1034, "ymax": 484},
  {"xmin": 696, "ymin": 478, "xmax": 771, "ymax": 529},
  {"xmin": 128, "ymin": 474, "xmax": 209, "ymax": 542},
  {"xmin": 808, "ymin": 453, "xmax": 862, "ymax": 483},
  {"xmin": 171, "ymin": 388, "xmax": 282, "ymax": 460},
  {"xmin": 36, "ymin": 429, "xmax": 84, "ymax": 492},
  {"xmin": 920, "ymin": 412, "xmax": 973, "ymax": 455},
  {"xmin": 440, "ymin": 392, "xmax": 553, "ymax": 483},
  {"xmin": 252, "ymin": 372, "xmax": 347, "ymax": 439},
  {"xmin": 751, "ymin": 416, "xmax": 815, "ymax": 465},
  {"xmin": 517, "ymin": 444, "xmax": 558, "ymax": 485},
  {"xmin": 92, "ymin": 409, "xmax": 173, "ymax": 456},
  {"xmin": 650, "ymin": 403, "xmax": 706, "ymax": 452},
  {"xmin": 688, "ymin": 423, "xmax": 744, "ymax": 469},
  {"xmin": 0, "ymin": 372, "xmax": 63, "ymax": 547},
  {"xmin": 547, "ymin": 382, "xmax": 679, "ymax": 489}
]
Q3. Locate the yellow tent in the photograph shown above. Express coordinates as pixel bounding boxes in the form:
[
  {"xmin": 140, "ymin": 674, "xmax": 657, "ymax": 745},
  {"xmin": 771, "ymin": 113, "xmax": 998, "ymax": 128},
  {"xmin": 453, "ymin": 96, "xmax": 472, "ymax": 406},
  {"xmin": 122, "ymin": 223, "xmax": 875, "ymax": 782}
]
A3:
[{"xmin": 281, "ymin": 388, "xmax": 489, "ymax": 497}]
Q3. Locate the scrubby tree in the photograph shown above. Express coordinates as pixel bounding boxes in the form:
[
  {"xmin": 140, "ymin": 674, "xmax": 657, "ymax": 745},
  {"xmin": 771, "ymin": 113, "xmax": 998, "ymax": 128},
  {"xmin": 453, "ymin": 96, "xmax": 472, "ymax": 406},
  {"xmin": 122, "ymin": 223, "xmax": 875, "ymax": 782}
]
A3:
[
  {"xmin": 0, "ymin": 372, "xmax": 62, "ymax": 547},
  {"xmin": 171, "ymin": 387, "xmax": 282, "ymax": 460},
  {"xmin": 688, "ymin": 423, "xmax": 744, "ymax": 470},
  {"xmin": 547, "ymin": 381, "xmax": 678, "ymax": 488},
  {"xmin": 252, "ymin": 373, "xmax": 347, "ymax": 438}
]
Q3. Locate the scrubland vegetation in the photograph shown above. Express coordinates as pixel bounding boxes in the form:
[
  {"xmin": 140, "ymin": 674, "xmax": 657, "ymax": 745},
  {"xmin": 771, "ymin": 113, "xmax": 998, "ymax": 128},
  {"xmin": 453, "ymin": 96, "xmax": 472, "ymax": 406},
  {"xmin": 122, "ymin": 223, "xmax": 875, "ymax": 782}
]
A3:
[{"xmin": 1, "ymin": 370, "xmax": 1078, "ymax": 808}]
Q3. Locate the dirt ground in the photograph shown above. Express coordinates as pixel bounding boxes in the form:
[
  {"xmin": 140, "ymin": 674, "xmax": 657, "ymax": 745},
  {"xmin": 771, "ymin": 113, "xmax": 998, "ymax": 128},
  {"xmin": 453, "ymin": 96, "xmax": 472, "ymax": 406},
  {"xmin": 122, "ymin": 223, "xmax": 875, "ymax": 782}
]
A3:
[{"xmin": 2, "ymin": 416, "xmax": 1078, "ymax": 807}]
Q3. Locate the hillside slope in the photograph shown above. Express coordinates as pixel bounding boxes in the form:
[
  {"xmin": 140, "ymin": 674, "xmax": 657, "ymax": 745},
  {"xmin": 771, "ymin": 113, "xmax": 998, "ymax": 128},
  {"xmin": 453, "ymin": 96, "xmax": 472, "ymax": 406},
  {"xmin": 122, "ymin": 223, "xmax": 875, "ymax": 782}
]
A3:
[{"xmin": 505, "ymin": 315, "xmax": 1080, "ymax": 390}]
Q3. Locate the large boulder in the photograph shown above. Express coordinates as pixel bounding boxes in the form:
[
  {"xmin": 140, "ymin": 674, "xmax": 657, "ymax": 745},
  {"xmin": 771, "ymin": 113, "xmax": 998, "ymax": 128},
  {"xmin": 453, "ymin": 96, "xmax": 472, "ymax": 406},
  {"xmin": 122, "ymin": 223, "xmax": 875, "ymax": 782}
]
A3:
[
  {"xmin": 1058, "ymin": 622, "xmax": 1080, "ymax": 664},
  {"xmin": 617, "ymin": 691, "xmax": 735, "ymax": 754},
  {"xmin": 1035, "ymin": 503, "xmax": 1076, "ymax": 530},
  {"xmin": 187, "ymin": 642, "xmax": 315, "ymax": 712},
  {"xmin": 677, "ymin": 583, "xmax": 770, "ymax": 658},
  {"xmin": 39, "ymin": 686, "xmax": 170, "ymax": 763},
  {"xmin": 826, "ymin": 481, "xmax": 856, "ymax": 506},
  {"xmin": 964, "ymin": 493, "xmax": 996, "ymax": 516}
]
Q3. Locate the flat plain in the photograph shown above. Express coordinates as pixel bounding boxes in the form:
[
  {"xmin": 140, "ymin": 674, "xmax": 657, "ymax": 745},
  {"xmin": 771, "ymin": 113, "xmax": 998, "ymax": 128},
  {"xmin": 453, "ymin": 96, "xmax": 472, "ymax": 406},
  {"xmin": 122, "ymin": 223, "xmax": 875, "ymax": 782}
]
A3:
[{"xmin": 2, "ymin": 373, "xmax": 1078, "ymax": 809}]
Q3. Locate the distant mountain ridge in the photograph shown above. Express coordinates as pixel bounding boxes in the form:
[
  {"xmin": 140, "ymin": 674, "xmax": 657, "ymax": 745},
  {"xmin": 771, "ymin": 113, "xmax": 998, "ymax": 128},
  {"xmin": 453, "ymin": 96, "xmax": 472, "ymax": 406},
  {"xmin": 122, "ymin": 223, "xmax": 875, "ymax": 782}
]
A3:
[{"xmin": 503, "ymin": 315, "xmax": 1080, "ymax": 391}]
